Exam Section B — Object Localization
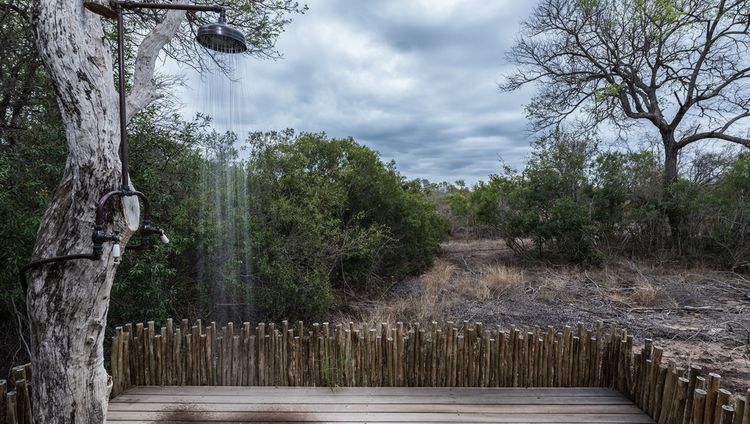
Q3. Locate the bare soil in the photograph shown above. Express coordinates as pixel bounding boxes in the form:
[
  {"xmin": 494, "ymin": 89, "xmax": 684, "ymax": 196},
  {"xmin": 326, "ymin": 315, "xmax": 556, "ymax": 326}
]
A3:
[{"xmin": 334, "ymin": 238, "xmax": 750, "ymax": 395}]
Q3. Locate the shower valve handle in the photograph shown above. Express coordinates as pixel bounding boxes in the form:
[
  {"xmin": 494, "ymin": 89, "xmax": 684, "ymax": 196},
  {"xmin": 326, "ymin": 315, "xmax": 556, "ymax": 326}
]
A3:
[{"xmin": 92, "ymin": 225, "xmax": 121, "ymax": 259}]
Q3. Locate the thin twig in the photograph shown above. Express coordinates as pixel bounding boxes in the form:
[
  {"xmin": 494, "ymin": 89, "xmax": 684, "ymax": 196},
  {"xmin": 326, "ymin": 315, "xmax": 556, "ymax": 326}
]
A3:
[{"xmin": 10, "ymin": 297, "xmax": 32, "ymax": 360}]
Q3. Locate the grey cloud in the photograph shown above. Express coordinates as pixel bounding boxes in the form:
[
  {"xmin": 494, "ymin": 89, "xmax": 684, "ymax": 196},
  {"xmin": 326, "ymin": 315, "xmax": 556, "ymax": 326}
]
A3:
[{"xmin": 170, "ymin": 0, "xmax": 539, "ymax": 184}]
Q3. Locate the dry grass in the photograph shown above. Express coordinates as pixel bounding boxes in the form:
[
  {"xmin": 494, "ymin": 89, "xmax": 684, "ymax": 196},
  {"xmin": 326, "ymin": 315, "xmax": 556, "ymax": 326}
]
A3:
[
  {"xmin": 628, "ymin": 282, "xmax": 675, "ymax": 307},
  {"xmin": 422, "ymin": 260, "xmax": 456, "ymax": 294},
  {"xmin": 466, "ymin": 265, "xmax": 524, "ymax": 300},
  {"xmin": 365, "ymin": 261, "xmax": 525, "ymax": 322},
  {"xmin": 596, "ymin": 258, "xmax": 678, "ymax": 307},
  {"xmin": 366, "ymin": 298, "xmax": 414, "ymax": 324},
  {"xmin": 366, "ymin": 260, "xmax": 456, "ymax": 323}
]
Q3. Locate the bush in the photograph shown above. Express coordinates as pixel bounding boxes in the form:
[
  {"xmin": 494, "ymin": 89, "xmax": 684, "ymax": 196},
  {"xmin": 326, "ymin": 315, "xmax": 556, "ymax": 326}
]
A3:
[
  {"xmin": 684, "ymin": 153, "xmax": 750, "ymax": 269},
  {"xmin": 247, "ymin": 131, "xmax": 450, "ymax": 320},
  {"xmin": 456, "ymin": 129, "xmax": 750, "ymax": 267},
  {"xmin": 464, "ymin": 130, "xmax": 601, "ymax": 262}
]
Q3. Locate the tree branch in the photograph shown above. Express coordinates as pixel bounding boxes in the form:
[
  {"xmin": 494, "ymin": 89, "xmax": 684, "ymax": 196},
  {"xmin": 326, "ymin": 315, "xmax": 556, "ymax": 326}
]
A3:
[
  {"xmin": 678, "ymin": 131, "xmax": 750, "ymax": 149},
  {"xmin": 125, "ymin": 2, "xmax": 186, "ymax": 121}
]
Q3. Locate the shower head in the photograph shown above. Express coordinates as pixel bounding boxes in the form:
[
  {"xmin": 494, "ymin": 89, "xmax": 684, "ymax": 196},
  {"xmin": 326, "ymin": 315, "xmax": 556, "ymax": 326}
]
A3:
[{"xmin": 196, "ymin": 17, "xmax": 248, "ymax": 54}]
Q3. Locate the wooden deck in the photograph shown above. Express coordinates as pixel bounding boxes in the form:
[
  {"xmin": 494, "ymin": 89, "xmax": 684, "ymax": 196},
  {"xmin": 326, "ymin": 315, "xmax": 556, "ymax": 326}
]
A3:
[{"xmin": 107, "ymin": 386, "xmax": 654, "ymax": 423}]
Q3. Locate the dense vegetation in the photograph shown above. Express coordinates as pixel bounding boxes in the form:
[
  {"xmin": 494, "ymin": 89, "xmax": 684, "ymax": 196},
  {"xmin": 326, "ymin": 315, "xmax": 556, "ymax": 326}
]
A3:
[
  {"xmin": 445, "ymin": 130, "xmax": 750, "ymax": 268},
  {"xmin": 0, "ymin": 100, "xmax": 449, "ymax": 369},
  {"xmin": 2, "ymin": 110, "xmax": 449, "ymax": 300},
  {"xmin": 247, "ymin": 130, "xmax": 449, "ymax": 319}
]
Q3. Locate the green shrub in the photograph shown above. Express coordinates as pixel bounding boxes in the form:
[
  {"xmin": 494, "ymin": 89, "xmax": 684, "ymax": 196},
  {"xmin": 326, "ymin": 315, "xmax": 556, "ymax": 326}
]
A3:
[
  {"xmin": 247, "ymin": 131, "xmax": 449, "ymax": 320},
  {"xmin": 457, "ymin": 129, "xmax": 749, "ymax": 267}
]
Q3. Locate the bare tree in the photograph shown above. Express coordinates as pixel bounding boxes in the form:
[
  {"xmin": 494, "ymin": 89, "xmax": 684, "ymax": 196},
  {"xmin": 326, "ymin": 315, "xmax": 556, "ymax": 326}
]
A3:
[
  {"xmin": 27, "ymin": 0, "xmax": 303, "ymax": 422},
  {"xmin": 501, "ymin": 0, "xmax": 750, "ymax": 230}
]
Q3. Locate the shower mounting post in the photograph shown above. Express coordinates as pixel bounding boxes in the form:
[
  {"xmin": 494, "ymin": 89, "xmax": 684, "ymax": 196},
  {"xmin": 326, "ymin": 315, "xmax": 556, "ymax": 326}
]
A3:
[{"xmin": 115, "ymin": 2, "xmax": 129, "ymax": 191}]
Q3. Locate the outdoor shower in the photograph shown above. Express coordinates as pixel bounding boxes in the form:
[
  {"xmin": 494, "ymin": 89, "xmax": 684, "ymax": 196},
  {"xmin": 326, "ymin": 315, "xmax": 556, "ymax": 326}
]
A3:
[{"xmin": 20, "ymin": 1, "xmax": 248, "ymax": 292}]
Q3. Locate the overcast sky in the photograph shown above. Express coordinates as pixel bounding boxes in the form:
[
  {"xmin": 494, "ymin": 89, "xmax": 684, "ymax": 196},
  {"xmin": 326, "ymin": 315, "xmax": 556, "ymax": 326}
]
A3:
[{"xmin": 173, "ymin": 0, "xmax": 540, "ymax": 184}]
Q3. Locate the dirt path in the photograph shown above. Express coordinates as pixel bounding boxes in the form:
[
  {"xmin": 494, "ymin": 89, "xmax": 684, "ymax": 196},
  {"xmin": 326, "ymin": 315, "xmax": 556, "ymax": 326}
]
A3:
[{"xmin": 336, "ymin": 238, "xmax": 750, "ymax": 394}]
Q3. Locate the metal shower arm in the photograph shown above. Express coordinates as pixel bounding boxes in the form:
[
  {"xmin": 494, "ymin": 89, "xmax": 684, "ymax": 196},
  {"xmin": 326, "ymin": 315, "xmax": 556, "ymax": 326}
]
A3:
[
  {"xmin": 84, "ymin": 1, "xmax": 224, "ymax": 20},
  {"xmin": 111, "ymin": 1, "xmax": 224, "ymax": 14}
]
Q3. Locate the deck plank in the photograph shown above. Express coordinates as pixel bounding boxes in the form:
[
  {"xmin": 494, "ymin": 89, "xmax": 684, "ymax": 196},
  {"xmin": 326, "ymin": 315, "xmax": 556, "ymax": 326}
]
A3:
[
  {"xmin": 108, "ymin": 403, "xmax": 645, "ymax": 414},
  {"xmin": 122, "ymin": 387, "xmax": 624, "ymax": 396},
  {"xmin": 107, "ymin": 386, "xmax": 654, "ymax": 423}
]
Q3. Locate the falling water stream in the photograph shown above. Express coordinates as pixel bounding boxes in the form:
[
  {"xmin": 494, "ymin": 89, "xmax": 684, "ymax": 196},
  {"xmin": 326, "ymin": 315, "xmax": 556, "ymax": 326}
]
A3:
[{"xmin": 195, "ymin": 53, "xmax": 254, "ymax": 323}]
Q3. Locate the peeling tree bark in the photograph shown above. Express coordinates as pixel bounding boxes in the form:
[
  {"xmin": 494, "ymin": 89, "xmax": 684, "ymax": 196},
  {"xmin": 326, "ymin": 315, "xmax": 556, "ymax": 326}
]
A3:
[
  {"xmin": 29, "ymin": 2, "xmax": 122, "ymax": 421},
  {"xmin": 28, "ymin": 1, "xmax": 186, "ymax": 422}
]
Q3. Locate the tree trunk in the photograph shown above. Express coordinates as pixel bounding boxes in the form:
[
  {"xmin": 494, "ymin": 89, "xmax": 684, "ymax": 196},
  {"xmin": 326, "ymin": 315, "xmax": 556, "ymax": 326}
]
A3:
[
  {"xmin": 27, "ymin": 0, "xmax": 188, "ymax": 420},
  {"xmin": 28, "ymin": 1, "xmax": 134, "ymax": 422},
  {"xmin": 24, "ymin": 0, "xmax": 232, "ymax": 416},
  {"xmin": 664, "ymin": 143, "xmax": 679, "ymax": 186},
  {"xmin": 662, "ymin": 134, "xmax": 681, "ymax": 247}
]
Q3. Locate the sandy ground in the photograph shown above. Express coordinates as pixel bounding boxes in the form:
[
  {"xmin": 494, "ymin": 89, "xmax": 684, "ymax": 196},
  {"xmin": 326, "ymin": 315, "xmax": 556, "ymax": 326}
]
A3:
[{"xmin": 334, "ymin": 238, "xmax": 750, "ymax": 395}]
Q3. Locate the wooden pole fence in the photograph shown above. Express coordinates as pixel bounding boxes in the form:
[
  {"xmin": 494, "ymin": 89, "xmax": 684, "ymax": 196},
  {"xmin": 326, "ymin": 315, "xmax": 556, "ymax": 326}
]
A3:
[
  {"xmin": 3, "ymin": 319, "xmax": 748, "ymax": 424},
  {"xmin": 105, "ymin": 318, "xmax": 750, "ymax": 424}
]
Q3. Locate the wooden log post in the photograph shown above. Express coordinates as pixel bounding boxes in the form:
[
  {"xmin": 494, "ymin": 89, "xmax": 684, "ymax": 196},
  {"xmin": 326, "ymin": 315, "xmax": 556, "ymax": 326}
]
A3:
[
  {"xmin": 111, "ymin": 333, "xmax": 121, "ymax": 397},
  {"xmin": 543, "ymin": 327, "xmax": 552, "ymax": 387},
  {"xmin": 704, "ymin": 373, "xmax": 722, "ymax": 424},
  {"xmin": 694, "ymin": 389, "xmax": 708, "ymax": 424},
  {"xmin": 173, "ymin": 328, "xmax": 182, "ymax": 385},
  {"xmin": 668, "ymin": 377, "xmax": 688, "ymax": 424},
  {"xmin": 240, "ymin": 324, "xmax": 249, "ymax": 386},
  {"xmin": 652, "ymin": 364, "xmax": 667, "ymax": 419},
  {"xmin": 624, "ymin": 335, "xmax": 634, "ymax": 397},
  {"xmin": 148, "ymin": 321, "xmax": 157, "ymax": 385},
  {"xmin": 642, "ymin": 358, "xmax": 654, "ymax": 412},
  {"xmin": 640, "ymin": 339, "xmax": 652, "ymax": 398},
  {"xmin": 123, "ymin": 337, "xmax": 131, "ymax": 390},
  {"xmin": 499, "ymin": 331, "xmax": 508, "ymax": 387},
  {"xmin": 17, "ymin": 378, "xmax": 33, "ymax": 424},
  {"xmin": 185, "ymin": 333, "xmax": 193, "ymax": 386},
  {"xmin": 158, "ymin": 327, "xmax": 166, "ymax": 385},
  {"xmin": 268, "ymin": 323, "xmax": 276, "ymax": 385},
  {"xmin": 562, "ymin": 326, "xmax": 571, "ymax": 387},
  {"xmin": 715, "ymin": 389, "xmax": 732, "ymax": 424},
  {"xmin": 657, "ymin": 365, "xmax": 677, "ymax": 424},
  {"xmin": 648, "ymin": 347, "xmax": 664, "ymax": 415},
  {"xmin": 686, "ymin": 365, "xmax": 702, "ymax": 424},
  {"xmin": 7, "ymin": 391, "xmax": 17, "ymax": 424},
  {"xmin": 586, "ymin": 333, "xmax": 599, "ymax": 387},
  {"xmin": 156, "ymin": 333, "xmax": 165, "ymax": 385},
  {"xmin": 257, "ymin": 323, "xmax": 265, "ymax": 386},
  {"xmin": 720, "ymin": 406, "xmax": 734, "ymax": 424},
  {"xmin": 0, "ymin": 379, "xmax": 6, "ymax": 422},
  {"xmin": 165, "ymin": 319, "xmax": 174, "ymax": 385},
  {"xmin": 232, "ymin": 335, "xmax": 241, "ymax": 386},
  {"xmin": 527, "ymin": 331, "xmax": 535, "ymax": 387},
  {"xmin": 731, "ymin": 396, "xmax": 745, "ymax": 424}
]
